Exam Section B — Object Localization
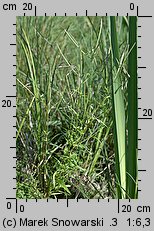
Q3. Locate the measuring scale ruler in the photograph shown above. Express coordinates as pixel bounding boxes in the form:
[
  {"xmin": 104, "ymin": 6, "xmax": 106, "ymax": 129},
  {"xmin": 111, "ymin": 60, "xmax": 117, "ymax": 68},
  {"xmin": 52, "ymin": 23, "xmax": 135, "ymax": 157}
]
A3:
[{"xmin": 0, "ymin": 0, "xmax": 153, "ymax": 230}]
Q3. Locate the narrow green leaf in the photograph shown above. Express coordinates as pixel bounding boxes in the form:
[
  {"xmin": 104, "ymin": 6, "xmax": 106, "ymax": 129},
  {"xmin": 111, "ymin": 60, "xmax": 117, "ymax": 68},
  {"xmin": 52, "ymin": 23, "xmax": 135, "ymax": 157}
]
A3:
[
  {"xmin": 110, "ymin": 17, "xmax": 126, "ymax": 198},
  {"xmin": 127, "ymin": 16, "xmax": 138, "ymax": 198}
]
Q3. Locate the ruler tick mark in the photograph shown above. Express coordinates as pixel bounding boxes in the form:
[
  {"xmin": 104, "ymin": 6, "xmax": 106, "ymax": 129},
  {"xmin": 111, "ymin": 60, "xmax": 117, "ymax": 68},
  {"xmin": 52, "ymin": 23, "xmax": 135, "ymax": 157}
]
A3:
[
  {"xmin": 138, "ymin": 15, "xmax": 152, "ymax": 18},
  {"xmin": 138, "ymin": 66, "xmax": 146, "ymax": 69},
  {"xmin": 137, "ymin": 6, "xmax": 139, "ymax": 16},
  {"xmin": 6, "ymin": 95, "xmax": 16, "ymax": 98},
  {"xmin": 138, "ymin": 117, "xmax": 152, "ymax": 120},
  {"xmin": 35, "ymin": 6, "xmax": 37, "ymax": 16},
  {"xmin": 67, "ymin": 199, "xmax": 69, "ymax": 207},
  {"xmin": 118, "ymin": 199, "xmax": 120, "ymax": 213}
]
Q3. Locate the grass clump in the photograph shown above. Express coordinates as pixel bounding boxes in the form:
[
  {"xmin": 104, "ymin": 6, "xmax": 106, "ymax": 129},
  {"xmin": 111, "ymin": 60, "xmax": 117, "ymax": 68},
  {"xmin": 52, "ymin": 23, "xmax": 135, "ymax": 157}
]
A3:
[{"xmin": 16, "ymin": 16, "xmax": 137, "ymax": 199}]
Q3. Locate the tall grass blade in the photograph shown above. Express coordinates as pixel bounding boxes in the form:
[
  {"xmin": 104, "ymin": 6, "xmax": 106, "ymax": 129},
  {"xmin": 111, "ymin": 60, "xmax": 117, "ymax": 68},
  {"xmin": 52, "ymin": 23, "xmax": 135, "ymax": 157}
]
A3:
[
  {"xmin": 127, "ymin": 16, "xmax": 138, "ymax": 198},
  {"xmin": 110, "ymin": 17, "xmax": 126, "ymax": 198}
]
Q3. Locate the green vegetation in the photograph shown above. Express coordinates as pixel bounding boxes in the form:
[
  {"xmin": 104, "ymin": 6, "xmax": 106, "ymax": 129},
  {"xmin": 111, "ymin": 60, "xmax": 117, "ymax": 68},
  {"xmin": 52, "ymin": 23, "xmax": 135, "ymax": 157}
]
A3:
[
  {"xmin": 110, "ymin": 17, "xmax": 126, "ymax": 198},
  {"xmin": 127, "ymin": 16, "xmax": 138, "ymax": 198},
  {"xmin": 110, "ymin": 16, "xmax": 138, "ymax": 198},
  {"xmin": 16, "ymin": 16, "xmax": 138, "ymax": 199}
]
